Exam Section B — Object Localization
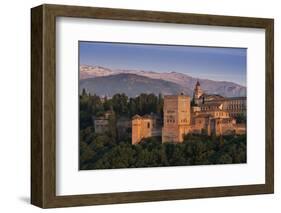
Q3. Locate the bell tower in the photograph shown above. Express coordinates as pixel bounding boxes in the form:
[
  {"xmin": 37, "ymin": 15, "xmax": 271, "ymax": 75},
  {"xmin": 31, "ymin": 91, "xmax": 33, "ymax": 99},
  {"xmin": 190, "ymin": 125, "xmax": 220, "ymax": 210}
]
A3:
[{"xmin": 193, "ymin": 81, "xmax": 203, "ymax": 105}]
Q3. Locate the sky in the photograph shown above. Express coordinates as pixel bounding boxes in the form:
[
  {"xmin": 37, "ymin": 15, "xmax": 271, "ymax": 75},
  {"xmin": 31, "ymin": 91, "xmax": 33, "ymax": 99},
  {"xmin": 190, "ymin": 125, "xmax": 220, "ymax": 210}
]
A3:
[{"xmin": 79, "ymin": 41, "xmax": 247, "ymax": 86}]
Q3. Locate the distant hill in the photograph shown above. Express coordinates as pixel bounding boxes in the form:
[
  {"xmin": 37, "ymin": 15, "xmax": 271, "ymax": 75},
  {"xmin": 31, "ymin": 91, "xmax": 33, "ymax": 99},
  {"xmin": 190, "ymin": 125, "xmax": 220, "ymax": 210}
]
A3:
[
  {"xmin": 79, "ymin": 65, "xmax": 246, "ymax": 97},
  {"xmin": 80, "ymin": 73, "xmax": 191, "ymax": 97}
]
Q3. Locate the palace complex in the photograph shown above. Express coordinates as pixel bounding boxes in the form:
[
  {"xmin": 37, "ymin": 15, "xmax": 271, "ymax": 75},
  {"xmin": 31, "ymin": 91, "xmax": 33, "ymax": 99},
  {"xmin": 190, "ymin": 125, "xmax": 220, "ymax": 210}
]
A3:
[{"xmin": 132, "ymin": 81, "xmax": 246, "ymax": 144}]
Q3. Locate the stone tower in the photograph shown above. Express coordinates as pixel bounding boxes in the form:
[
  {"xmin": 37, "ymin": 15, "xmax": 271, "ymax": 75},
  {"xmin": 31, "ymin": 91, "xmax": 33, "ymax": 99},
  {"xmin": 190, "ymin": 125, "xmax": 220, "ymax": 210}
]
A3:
[
  {"xmin": 193, "ymin": 81, "xmax": 203, "ymax": 105},
  {"xmin": 162, "ymin": 95, "xmax": 190, "ymax": 143},
  {"xmin": 132, "ymin": 115, "xmax": 155, "ymax": 144},
  {"xmin": 132, "ymin": 115, "xmax": 142, "ymax": 145}
]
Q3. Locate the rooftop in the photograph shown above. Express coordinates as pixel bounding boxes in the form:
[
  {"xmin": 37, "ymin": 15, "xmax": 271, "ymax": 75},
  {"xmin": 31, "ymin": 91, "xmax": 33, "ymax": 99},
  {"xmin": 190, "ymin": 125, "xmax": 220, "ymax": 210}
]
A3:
[{"xmin": 132, "ymin": 114, "xmax": 159, "ymax": 120}]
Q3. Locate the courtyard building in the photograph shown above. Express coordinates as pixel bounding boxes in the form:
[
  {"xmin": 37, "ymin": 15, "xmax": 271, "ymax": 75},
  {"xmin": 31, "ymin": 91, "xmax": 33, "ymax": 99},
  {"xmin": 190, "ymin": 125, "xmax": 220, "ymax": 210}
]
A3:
[{"xmin": 131, "ymin": 81, "xmax": 246, "ymax": 144}]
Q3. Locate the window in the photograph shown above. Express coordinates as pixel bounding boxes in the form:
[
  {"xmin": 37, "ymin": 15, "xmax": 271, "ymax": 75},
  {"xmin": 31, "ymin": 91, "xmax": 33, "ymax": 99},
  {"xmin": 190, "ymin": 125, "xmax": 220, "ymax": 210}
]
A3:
[{"xmin": 147, "ymin": 122, "xmax": 150, "ymax": 129}]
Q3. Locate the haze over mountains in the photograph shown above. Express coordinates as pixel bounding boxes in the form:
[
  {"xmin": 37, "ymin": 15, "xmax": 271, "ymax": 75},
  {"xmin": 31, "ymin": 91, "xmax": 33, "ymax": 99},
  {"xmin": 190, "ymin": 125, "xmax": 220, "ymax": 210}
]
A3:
[{"xmin": 80, "ymin": 65, "xmax": 246, "ymax": 98}]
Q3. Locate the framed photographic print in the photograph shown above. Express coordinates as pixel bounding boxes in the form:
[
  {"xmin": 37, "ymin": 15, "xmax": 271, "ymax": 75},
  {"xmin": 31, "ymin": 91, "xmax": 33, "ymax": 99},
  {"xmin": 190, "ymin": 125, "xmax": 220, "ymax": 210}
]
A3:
[{"xmin": 31, "ymin": 4, "xmax": 274, "ymax": 208}]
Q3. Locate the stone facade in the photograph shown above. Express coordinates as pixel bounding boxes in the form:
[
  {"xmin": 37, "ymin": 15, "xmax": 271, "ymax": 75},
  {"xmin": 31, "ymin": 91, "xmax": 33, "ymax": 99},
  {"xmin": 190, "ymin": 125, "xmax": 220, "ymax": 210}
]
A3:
[
  {"xmin": 221, "ymin": 97, "xmax": 247, "ymax": 117},
  {"xmin": 131, "ymin": 81, "xmax": 246, "ymax": 144},
  {"xmin": 94, "ymin": 111, "xmax": 114, "ymax": 134},
  {"xmin": 131, "ymin": 115, "xmax": 161, "ymax": 145},
  {"xmin": 162, "ymin": 95, "xmax": 190, "ymax": 143},
  {"xmin": 94, "ymin": 119, "xmax": 109, "ymax": 133},
  {"xmin": 193, "ymin": 81, "xmax": 246, "ymax": 117},
  {"xmin": 190, "ymin": 113, "xmax": 238, "ymax": 136}
]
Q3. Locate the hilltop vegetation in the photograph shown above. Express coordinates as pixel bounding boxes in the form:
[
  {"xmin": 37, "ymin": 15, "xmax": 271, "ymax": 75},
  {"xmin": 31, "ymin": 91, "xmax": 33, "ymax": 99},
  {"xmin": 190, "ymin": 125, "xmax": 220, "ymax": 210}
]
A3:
[{"xmin": 79, "ymin": 89, "xmax": 164, "ymax": 128}]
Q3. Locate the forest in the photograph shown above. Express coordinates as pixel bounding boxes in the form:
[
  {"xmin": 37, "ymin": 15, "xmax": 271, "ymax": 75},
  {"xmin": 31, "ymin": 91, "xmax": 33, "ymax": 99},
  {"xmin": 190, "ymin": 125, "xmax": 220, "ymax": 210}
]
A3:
[{"xmin": 79, "ymin": 90, "xmax": 246, "ymax": 170}]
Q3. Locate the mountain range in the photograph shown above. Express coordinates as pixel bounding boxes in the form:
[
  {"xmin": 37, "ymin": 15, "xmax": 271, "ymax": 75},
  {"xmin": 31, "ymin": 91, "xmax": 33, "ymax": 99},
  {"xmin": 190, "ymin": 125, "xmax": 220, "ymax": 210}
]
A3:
[{"xmin": 80, "ymin": 65, "xmax": 246, "ymax": 98}]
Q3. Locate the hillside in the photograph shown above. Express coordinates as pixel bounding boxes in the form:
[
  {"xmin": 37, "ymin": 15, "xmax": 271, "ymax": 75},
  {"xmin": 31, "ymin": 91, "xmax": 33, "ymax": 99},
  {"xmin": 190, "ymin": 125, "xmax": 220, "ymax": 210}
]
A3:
[
  {"xmin": 80, "ymin": 73, "xmax": 192, "ymax": 97},
  {"xmin": 79, "ymin": 65, "xmax": 246, "ymax": 97}
]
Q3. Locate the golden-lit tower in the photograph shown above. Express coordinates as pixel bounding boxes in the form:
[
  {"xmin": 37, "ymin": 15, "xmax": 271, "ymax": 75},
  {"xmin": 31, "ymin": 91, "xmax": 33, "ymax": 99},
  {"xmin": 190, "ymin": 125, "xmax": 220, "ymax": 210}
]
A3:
[
  {"xmin": 132, "ymin": 115, "xmax": 155, "ymax": 144},
  {"xmin": 132, "ymin": 115, "xmax": 142, "ymax": 145},
  {"xmin": 162, "ymin": 95, "xmax": 190, "ymax": 143}
]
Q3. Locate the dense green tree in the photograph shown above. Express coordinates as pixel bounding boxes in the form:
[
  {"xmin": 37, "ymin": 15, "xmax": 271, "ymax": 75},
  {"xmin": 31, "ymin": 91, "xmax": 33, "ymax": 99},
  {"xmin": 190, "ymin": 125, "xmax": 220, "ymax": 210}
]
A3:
[
  {"xmin": 79, "ymin": 133, "xmax": 246, "ymax": 170},
  {"xmin": 128, "ymin": 98, "xmax": 137, "ymax": 117},
  {"xmin": 112, "ymin": 93, "xmax": 128, "ymax": 116},
  {"xmin": 157, "ymin": 93, "xmax": 164, "ymax": 116},
  {"xmin": 81, "ymin": 88, "xmax": 87, "ymax": 96},
  {"xmin": 217, "ymin": 153, "xmax": 233, "ymax": 164},
  {"xmin": 80, "ymin": 92, "xmax": 164, "ymax": 121}
]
